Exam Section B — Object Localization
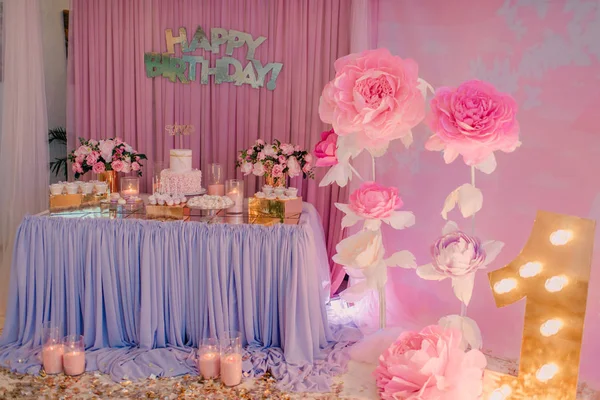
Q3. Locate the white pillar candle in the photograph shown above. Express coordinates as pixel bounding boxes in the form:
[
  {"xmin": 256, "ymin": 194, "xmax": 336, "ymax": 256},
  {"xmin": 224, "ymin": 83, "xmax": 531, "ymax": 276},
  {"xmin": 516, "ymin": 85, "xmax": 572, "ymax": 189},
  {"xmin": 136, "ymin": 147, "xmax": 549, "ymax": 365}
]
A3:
[{"xmin": 220, "ymin": 353, "xmax": 242, "ymax": 386}]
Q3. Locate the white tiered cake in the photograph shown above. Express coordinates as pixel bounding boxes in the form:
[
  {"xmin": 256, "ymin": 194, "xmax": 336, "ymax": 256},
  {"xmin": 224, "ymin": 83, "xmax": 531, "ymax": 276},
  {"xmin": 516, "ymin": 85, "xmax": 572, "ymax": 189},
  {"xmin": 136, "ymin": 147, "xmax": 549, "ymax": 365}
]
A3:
[{"xmin": 160, "ymin": 149, "xmax": 203, "ymax": 195}]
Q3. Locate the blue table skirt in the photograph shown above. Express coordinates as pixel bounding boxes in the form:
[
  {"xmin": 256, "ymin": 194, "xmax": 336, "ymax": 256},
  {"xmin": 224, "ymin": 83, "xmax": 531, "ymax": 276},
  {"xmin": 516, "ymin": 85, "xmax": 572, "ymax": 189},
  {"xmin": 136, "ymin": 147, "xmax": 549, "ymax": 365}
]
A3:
[{"xmin": 0, "ymin": 203, "xmax": 360, "ymax": 391}]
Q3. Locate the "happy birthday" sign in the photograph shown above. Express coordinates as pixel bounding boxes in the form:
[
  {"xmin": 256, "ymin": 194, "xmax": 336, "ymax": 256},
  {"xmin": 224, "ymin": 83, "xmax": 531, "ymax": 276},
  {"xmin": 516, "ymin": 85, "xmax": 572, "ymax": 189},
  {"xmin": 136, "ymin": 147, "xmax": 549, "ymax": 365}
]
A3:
[{"xmin": 144, "ymin": 26, "xmax": 283, "ymax": 90}]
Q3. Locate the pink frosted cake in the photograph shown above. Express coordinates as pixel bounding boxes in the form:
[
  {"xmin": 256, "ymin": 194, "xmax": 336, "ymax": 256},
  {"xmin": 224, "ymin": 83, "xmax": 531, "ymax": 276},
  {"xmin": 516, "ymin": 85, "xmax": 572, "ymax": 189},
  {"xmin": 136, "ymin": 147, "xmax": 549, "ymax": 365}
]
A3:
[{"xmin": 160, "ymin": 149, "xmax": 203, "ymax": 195}]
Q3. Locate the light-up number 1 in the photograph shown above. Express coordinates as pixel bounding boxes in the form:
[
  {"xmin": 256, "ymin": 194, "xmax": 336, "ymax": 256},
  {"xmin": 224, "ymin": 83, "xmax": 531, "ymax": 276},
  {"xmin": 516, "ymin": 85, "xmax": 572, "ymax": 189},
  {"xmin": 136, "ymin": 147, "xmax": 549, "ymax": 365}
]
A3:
[{"xmin": 487, "ymin": 211, "xmax": 595, "ymax": 399}]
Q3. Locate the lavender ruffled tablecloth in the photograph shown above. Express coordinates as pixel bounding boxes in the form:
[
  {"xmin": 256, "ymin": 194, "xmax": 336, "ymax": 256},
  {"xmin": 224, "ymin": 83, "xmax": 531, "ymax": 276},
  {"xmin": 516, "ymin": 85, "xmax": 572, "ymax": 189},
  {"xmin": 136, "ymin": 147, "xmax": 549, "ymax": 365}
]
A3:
[{"xmin": 0, "ymin": 203, "xmax": 360, "ymax": 391}]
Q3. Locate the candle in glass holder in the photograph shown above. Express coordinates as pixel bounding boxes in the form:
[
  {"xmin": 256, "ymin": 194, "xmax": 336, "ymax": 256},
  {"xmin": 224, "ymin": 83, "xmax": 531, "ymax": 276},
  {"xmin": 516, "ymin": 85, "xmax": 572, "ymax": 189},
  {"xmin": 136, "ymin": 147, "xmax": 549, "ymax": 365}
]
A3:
[
  {"xmin": 220, "ymin": 331, "xmax": 242, "ymax": 387},
  {"xmin": 207, "ymin": 163, "xmax": 225, "ymax": 196},
  {"xmin": 120, "ymin": 177, "xmax": 140, "ymax": 199},
  {"xmin": 41, "ymin": 322, "xmax": 63, "ymax": 374},
  {"xmin": 198, "ymin": 337, "xmax": 220, "ymax": 379},
  {"xmin": 225, "ymin": 179, "xmax": 244, "ymax": 215},
  {"xmin": 62, "ymin": 335, "xmax": 85, "ymax": 376}
]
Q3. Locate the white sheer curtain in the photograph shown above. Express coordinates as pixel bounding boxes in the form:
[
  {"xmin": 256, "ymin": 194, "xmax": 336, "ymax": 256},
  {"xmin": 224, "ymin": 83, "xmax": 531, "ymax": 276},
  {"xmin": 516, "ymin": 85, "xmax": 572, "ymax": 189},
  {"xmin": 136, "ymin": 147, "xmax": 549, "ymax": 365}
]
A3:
[{"xmin": 0, "ymin": 0, "xmax": 49, "ymax": 324}]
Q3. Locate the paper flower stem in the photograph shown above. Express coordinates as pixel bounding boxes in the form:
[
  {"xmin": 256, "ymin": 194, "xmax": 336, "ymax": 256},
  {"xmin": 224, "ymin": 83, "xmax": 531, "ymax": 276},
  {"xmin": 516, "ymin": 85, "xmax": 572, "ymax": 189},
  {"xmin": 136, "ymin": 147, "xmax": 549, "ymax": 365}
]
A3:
[
  {"xmin": 379, "ymin": 285, "xmax": 386, "ymax": 329},
  {"xmin": 461, "ymin": 165, "xmax": 477, "ymax": 319}
]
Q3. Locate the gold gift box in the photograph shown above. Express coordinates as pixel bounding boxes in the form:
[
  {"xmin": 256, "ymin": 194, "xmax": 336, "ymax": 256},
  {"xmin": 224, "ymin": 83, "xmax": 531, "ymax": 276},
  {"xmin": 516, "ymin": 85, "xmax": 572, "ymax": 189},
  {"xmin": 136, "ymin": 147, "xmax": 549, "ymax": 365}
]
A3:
[
  {"xmin": 248, "ymin": 197, "xmax": 302, "ymax": 225},
  {"xmin": 145, "ymin": 204, "xmax": 190, "ymax": 220},
  {"xmin": 49, "ymin": 193, "xmax": 108, "ymax": 210}
]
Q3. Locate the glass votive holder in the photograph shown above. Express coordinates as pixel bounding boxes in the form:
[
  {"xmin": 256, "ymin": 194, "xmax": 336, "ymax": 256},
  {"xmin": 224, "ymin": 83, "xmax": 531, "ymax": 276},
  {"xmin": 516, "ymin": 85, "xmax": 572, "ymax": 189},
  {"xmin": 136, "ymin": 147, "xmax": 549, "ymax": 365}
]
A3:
[
  {"xmin": 220, "ymin": 331, "xmax": 242, "ymax": 387},
  {"xmin": 120, "ymin": 176, "xmax": 140, "ymax": 199},
  {"xmin": 62, "ymin": 335, "xmax": 85, "ymax": 376},
  {"xmin": 41, "ymin": 322, "xmax": 63, "ymax": 375},
  {"xmin": 198, "ymin": 338, "xmax": 220, "ymax": 380},
  {"xmin": 225, "ymin": 179, "xmax": 244, "ymax": 215},
  {"xmin": 153, "ymin": 161, "xmax": 168, "ymax": 195},
  {"xmin": 207, "ymin": 163, "xmax": 225, "ymax": 196}
]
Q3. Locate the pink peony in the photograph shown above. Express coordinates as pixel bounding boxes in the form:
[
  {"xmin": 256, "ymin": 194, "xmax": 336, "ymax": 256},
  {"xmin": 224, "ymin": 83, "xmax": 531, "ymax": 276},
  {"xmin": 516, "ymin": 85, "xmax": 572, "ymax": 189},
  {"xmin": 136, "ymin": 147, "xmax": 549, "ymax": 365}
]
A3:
[
  {"xmin": 257, "ymin": 152, "xmax": 266, "ymax": 161},
  {"xmin": 240, "ymin": 162, "xmax": 253, "ymax": 175},
  {"xmin": 252, "ymin": 162, "xmax": 265, "ymax": 176},
  {"xmin": 280, "ymin": 143, "xmax": 294, "ymax": 155},
  {"xmin": 314, "ymin": 129, "xmax": 338, "ymax": 167},
  {"xmin": 72, "ymin": 162, "xmax": 83, "ymax": 174},
  {"xmin": 375, "ymin": 325, "xmax": 487, "ymax": 400},
  {"xmin": 99, "ymin": 140, "xmax": 116, "ymax": 163},
  {"xmin": 349, "ymin": 181, "xmax": 403, "ymax": 219},
  {"xmin": 287, "ymin": 156, "xmax": 301, "ymax": 178},
  {"xmin": 425, "ymin": 80, "xmax": 520, "ymax": 166},
  {"xmin": 111, "ymin": 160, "xmax": 124, "ymax": 172},
  {"xmin": 131, "ymin": 162, "xmax": 140, "ymax": 171},
  {"xmin": 319, "ymin": 48, "xmax": 425, "ymax": 150},
  {"xmin": 92, "ymin": 162, "xmax": 105, "ymax": 174},
  {"xmin": 272, "ymin": 164, "xmax": 284, "ymax": 178}
]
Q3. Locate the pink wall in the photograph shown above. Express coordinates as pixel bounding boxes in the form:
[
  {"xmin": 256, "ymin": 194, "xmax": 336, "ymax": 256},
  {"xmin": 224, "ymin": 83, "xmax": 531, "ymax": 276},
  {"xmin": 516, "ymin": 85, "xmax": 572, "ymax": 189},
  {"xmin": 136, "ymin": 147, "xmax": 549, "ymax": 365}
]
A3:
[{"xmin": 373, "ymin": 0, "xmax": 600, "ymax": 388}]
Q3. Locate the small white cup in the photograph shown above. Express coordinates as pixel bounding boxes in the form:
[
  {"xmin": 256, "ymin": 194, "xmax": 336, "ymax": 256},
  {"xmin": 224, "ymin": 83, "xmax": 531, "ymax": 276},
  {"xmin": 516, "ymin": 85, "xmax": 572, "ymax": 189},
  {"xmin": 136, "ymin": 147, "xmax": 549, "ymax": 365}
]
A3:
[
  {"xmin": 49, "ymin": 184, "xmax": 64, "ymax": 195},
  {"xmin": 278, "ymin": 194, "xmax": 289, "ymax": 200},
  {"xmin": 255, "ymin": 192, "xmax": 265, "ymax": 199},
  {"xmin": 81, "ymin": 183, "xmax": 95, "ymax": 195},
  {"xmin": 66, "ymin": 183, "xmax": 79, "ymax": 194},
  {"xmin": 263, "ymin": 186, "xmax": 274, "ymax": 196},
  {"xmin": 285, "ymin": 188, "xmax": 298, "ymax": 198},
  {"xmin": 274, "ymin": 188, "xmax": 286, "ymax": 197},
  {"xmin": 95, "ymin": 183, "xmax": 108, "ymax": 194}
]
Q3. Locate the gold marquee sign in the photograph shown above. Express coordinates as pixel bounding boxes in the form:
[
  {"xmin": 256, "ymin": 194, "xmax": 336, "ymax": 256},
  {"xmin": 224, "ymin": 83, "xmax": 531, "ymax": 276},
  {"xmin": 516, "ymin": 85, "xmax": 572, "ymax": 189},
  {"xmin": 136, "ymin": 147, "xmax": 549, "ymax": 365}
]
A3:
[{"xmin": 487, "ymin": 211, "xmax": 595, "ymax": 399}]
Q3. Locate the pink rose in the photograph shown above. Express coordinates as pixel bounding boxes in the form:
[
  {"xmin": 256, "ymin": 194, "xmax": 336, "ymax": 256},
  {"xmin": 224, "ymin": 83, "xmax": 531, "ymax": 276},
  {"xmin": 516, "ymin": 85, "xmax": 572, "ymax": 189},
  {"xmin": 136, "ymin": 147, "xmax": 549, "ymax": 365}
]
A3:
[
  {"xmin": 111, "ymin": 160, "xmax": 124, "ymax": 172},
  {"xmin": 287, "ymin": 156, "xmax": 301, "ymax": 178},
  {"xmin": 349, "ymin": 182, "xmax": 403, "ymax": 219},
  {"xmin": 247, "ymin": 149, "xmax": 254, "ymax": 155},
  {"xmin": 256, "ymin": 139, "xmax": 265, "ymax": 146},
  {"xmin": 257, "ymin": 152, "xmax": 266, "ymax": 161},
  {"xmin": 302, "ymin": 163, "xmax": 312, "ymax": 173},
  {"xmin": 314, "ymin": 129, "xmax": 338, "ymax": 167},
  {"xmin": 375, "ymin": 325, "xmax": 487, "ymax": 400},
  {"xmin": 304, "ymin": 153, "xmax": 313, "ymax": 164},
  {"xmin": 294, "ymin": 145, "xmax": 300, "ymax": 151},
  {"xmin": 278, "ymin": 155, "xmax": 287, "ymax": 164},
  {"xmin": 426, "ymin": 80, "xmax": 520, "ymax": 166},
  {"xmin": 240, "ymin": 162, "xmax": 253, "ymax": 175},
  {"xmin": 75, "ymin": 155, "xmax": 85, "ymax": 164},
  {"xmin": 99, "ymin": 140, "xmax": 116, "ymax": 163},
  {"xmin": 114, "ymin": 137, "xmax": 123, "ymax": 145},
  {"xmin": 121, "ymin": 161, "xmax": 131, "ymax": 174},
  {"xmin": 86, "ymin": 153, "xmax": 99, "ymax": 165},
  {"xmin": 72, "ymin": 162, "xmax": 83, "ymax": 174},
  {"xmin": 252, "ymin": 162, "xmax": 265, "ymax": 176},
  {"xmin": 271, "ymin": 164, "xmax": 284, "ymax": 178},
  {"xmin": 131, "ymin": 162, "xmax": 141, "ymax": 171},
  {"xmin": 280, "ymin": 143, "xmax": 294, "ymax": 155},
  {"xmin": 263, "ymin": 146, "xmax": 276, "ymax": 157},
  {"xmin": 92, "ymin": 162, "xmax": 105, "ymax": 174},
  {"xmin": 319, "ymin": 48, "xmax": 425, "ymax": 150}
]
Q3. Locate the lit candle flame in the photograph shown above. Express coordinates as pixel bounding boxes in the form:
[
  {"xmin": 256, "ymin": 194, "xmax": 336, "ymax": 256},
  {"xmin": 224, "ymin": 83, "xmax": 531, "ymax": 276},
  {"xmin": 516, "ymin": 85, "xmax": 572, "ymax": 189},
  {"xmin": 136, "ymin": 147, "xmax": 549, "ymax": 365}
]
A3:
[
  {"xmin": 549, "ymin": 229, "xmax": 573, "ymax": 246},
  {"xmin": 489, "ymin": 385, "xmax": 512, "ymax": 400},
  {"xmin": 545, "ymin": 275, "xmax": 568, "ymax": 292},
  {"xmin": 494, "ymin": 278, "xmax": 517, "ymax": 294},
  {"xmin": 540, "ymin": 319, "xmax": 563, "ymax": 337},
  {"xmin": 519, "ymin": 261, "xmax": 543, "ymax": 278},
  {"xmin": 536, "ymin": 363, "xmax": 559, "ymax": 382}
]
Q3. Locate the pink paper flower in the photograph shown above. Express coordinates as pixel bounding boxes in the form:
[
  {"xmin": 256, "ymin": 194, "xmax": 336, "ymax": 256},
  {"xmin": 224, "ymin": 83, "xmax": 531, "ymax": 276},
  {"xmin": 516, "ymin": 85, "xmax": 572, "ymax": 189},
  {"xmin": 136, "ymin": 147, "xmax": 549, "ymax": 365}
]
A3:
[
  {"xmin": 131, "ymin": 162, "xmax": 140, "ymax": 171},
  {"xmin": 314, "ymin": 129, "xmax": 338, "ymax": 167},
  {"xmin": 375, "ymin": 325, "xmax": 487, "ymax": 400},
  {"xmin": 319, "ymin": 48, "xmax": 425, "ymax": 151},
  {"xmin": 272, "ymin": 164, "xmax": 284, "ymax": 178},
  {"xmin": 92, "ymin": 162, "xmax": 105, "ymax": 174},
  {"xmin": 111, "ymin": 160, "xmax": 124, "ymax": 172},
  {"xmin": 280, "ymin": 143, "xmax": 294, "ymax": 155},
  {"xmin": 287, "ymin": 156, "xmax": 302, "ymax": 178},
  {"xmin": 349, "ymin": 181, "xmax": 403, "ymax": 219},
  {"xmin": 426, "ymin": 80, "xmax": 520, "ymax": 166}
]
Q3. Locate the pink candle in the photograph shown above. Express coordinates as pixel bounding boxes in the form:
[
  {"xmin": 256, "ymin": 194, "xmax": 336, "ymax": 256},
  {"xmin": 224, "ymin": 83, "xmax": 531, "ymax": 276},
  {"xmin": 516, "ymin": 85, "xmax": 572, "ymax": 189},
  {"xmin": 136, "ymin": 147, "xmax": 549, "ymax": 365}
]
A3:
[
  {"xmin": 207, "ymin": 184, "xmax": 225, "ymax": 196},
  {"xmin": 220, "ymin": 353, "xmax": 242, "ymax": 386},
  {"xmin": 42, "ymin": 345, "xmax": 63, "ymax": 374},
  {"xmin": 198, "ymin": 351, "xmax": 220, "ymax": 379},
  {"xmin": 63, "ymin": 350, "xmax": 85, "ymax": 376}
]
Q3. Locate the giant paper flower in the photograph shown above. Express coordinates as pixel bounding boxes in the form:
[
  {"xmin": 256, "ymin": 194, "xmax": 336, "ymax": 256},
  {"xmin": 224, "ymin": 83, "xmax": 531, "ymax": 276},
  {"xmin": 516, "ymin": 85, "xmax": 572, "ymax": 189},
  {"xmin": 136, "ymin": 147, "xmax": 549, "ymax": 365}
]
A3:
[
  {"xmin": 319, "ymin": 48, "xmax": 429, "ymax": 156},
  {"xmin": 333, "ymin": 230, "xmax": 416, "ymax": 301},
  {"xmin": 335, "ymin": 182, "xmax": 415, "ymax": 231},
  {"xmin": 374, "ymin": 325, "xmax": 487, "ymax": 400},
  {"xmin": 416, "ymin": 221, "xmax": 504, "ymax": 305},
  {"xmin": 425, "ymin": 80, "xmax": 520, "ymax": 174}
]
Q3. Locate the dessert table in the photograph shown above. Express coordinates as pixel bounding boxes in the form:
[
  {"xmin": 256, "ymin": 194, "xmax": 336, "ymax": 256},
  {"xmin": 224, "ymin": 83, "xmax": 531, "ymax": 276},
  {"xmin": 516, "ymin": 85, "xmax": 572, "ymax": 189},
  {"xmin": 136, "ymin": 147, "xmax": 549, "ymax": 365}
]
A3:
[{"xmin": 0, "ymin": 200, "xmax": 352, "ymax": 391}]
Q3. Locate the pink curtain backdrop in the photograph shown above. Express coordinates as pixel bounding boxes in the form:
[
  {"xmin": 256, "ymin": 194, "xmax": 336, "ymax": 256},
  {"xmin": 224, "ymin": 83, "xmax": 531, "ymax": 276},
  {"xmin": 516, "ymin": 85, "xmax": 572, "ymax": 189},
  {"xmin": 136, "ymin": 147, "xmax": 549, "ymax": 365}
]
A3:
[
  {"xmin": 351, "ymin": 0, "xmax": 600, "ymax": 389},
  {"xmin": 67, "ymin": 0, "xmax": 351, "ymax": 295}
]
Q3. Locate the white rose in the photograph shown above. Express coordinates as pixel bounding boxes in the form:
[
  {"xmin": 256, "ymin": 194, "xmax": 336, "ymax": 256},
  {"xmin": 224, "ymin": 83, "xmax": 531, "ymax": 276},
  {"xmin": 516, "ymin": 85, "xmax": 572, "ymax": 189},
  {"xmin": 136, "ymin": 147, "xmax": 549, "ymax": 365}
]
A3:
[
  {"xmin": 252, "ymin": 163, "xmax": 266, "ymax": 176},
  {"xmin": 99, "ymin": 140, "xmax": 116, "ymax": 163},
  {"xmin": 240, "ymin": 162, "xmax": 253, "ymax": 175}
]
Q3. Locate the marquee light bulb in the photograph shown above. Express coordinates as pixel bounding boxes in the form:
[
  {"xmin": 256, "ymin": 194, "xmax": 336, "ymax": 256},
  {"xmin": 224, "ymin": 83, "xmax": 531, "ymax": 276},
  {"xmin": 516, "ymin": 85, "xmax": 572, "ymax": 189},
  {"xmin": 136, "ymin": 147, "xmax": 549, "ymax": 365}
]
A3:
[
  {"xmin": 494, "ymin": 278, "xmax": 517, "ymax": 294},
  {"xmin": 536, "ymin": 363, "xmax": 559, "ymax": 382},
  {"xmin": 549, "ymin": 229, "xmax": 573, "ymax": 245},
  {"xmin": 540, "ymin": 319, "xmax": 563, "ymax": 337},
  {"xmin": 545, "ymin": 275, "xmax": 568, "ymax": 292},
  {"xmin": 519, "ymin": 261, "xmax": 543, "ymax": 278}
]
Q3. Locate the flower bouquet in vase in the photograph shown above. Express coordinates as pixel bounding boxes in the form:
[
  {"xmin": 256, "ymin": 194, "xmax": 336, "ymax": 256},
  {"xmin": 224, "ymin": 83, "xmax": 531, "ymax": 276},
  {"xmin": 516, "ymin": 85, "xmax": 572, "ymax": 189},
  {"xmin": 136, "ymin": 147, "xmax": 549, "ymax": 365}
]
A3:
[
  {"xmin": 68, "ymin": 137, "xmax": 147, "ymax": 193},
  {"xmin": 236, "ymin": 139, "xmax": 315, "ymax": 189}
]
